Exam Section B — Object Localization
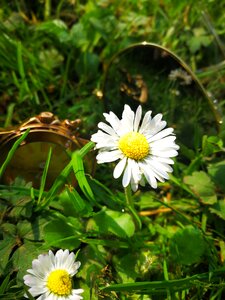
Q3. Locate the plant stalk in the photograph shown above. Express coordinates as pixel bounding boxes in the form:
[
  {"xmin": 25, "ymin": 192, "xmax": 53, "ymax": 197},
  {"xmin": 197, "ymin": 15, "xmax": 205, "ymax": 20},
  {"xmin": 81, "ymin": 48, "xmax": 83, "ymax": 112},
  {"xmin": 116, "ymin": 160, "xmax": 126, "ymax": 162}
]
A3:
[{"xmin": 124, "ymin": 185, "xmax": 142, "ymax": 230}]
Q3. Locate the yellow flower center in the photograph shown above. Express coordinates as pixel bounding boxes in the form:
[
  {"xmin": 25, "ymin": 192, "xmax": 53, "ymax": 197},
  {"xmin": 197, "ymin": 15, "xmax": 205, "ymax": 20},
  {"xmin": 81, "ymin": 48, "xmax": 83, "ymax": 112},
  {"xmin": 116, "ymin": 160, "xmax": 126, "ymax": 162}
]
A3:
[
  {"xmin": 118, "ymin": 132, "xmax": 149, "ymax": 160},
  {"xmin": 47, "ymin": 269, "xmax": 72, "ymax": 296}
]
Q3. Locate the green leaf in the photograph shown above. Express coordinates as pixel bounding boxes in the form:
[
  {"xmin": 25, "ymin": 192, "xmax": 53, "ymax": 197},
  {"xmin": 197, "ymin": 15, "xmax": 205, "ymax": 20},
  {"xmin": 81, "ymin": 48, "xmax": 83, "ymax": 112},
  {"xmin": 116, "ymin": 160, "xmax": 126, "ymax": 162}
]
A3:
[
  {"xmin": 113, "ymin": 253, "xmax": 139, "ymax": 282},
  {"xmin": 59, "ymin": 187, "xmax": 93, "ymax": 217},
  {"xmin": 88, "ymin": 209, "xmax": 135, "ymax": 238},
  {"xmin": 75, "ymin": 52, "xmax": 100, "ymax": 81},
  {"xmin": 184, "ymin": 171, "xmax": 217, "ymax": 205},
  {"xmin": 0, "ymin": 237, "xmax": 16, "ymax": 275},
  {"xmin": 70, "ymin": 23, "xmax": 88, "ymax": 49},
  {"xmin": 209, "ymin": 200, "xmax": 225, "ymax": 220},
  {"xmin": 202, "ymin": 135, "xmax": 223, "ymax": 156},
  {"xmin": 208, "ymin": 161, "xmax": 225, "ymax": 192},
  {"xmin": 12, "ymin": 241, "xmax": 43, "ymax": 282},
  {"xmin": 72, "ymin": 151, "xmax": 95, "ymax": 203},
  {"xmin": 170, "ymin": 226, "xmax": 206, "ymax": 265},
  {"xmin": 0, "ymin": 274, "xmax": 10, "ymax": 294},
  {"xmin": 36, "ymin": 20, "xmax": 69, "ymax": 43},
  {"xmin": 17, "ymin": 217, "xmax": 49, "ymax": 240},
  {"xmin": 43, "ymin": 218, "xmax": 80, "ymax": 250},
  {"xmin": 1, "ymin": 223, "xmax": 17, "ymax": 237},
  {"xmin": 8, "ymin": 195, "xmax": 33, "ymax": 219},
  {"xmin": 188, "ymin": 28, "xmax": 212, "ymax": 53}
]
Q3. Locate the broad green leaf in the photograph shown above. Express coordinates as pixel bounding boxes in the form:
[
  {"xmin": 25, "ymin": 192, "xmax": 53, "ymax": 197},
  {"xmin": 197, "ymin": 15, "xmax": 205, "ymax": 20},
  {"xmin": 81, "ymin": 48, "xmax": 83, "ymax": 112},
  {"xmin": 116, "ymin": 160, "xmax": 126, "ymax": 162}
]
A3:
[
  {"xmin": 17, "ymin": 217, "xmax": 49, "ymax": 240},
  {"xmin": 58, "ymin": 187, "xmax": 93, "ymax": 217},
  {"xmin": 208, "ymin": 161, "xmax": 225, "ymax": 192},
  {"xmin": 188, "ymin": 28, "xmax": 212, "ymax": 53},
  {"xmin": 70, "ymin": 23, "xmax": 89, "ymax": 49},
  {"xmin": 39, "ymin": 47, "xmax": 64, "ymax": 70},
  {"xmin": 113, "ymin": 253, "xmax": 139, "ymax": 282},
  {"xmin": 170, "ymin": 226, "xmax": 206, "ymax": 265},
  {"xmin": 209, "ymin": 200, "xmax": 225, "ymax": 221},
  {"xmin": 88, "ymin": 177, "xmax": 122, "ymax": 209},
  {"xmin": 8, "ymin": 195, "xmax": 33, "ymax": 219},
  {"xmin": 184, "ymin": 171, "xmax": 217, "ymax": 204},
  {"xmin": 0, "ymin": 237, "xmax": 16, "ymax": 275},
  {"xmin": 75, "ymin": 52, "xmax": 100, "ymax": 81},
  {"xmin": 87, "ymin": 209, "xmax": 135, "ymax": 238},
  {"xmin": 79, "ymin": 281, "xmax": 99, "ymax": 300},
  {"xmin": 1, "ymin": 223, "xmax": 16, "ymax": 237},
  {"xmin": 36, "ymin": 20, "xmax": 69, "ymax": 43},
  {"xmin": 78, "ymin": 244, "xmax": 107, "ymax": 287},
  {"xmin": 43, "ymin": 219, "xmax": 80, "ymax": 250},
  {"xmin": 202, "ymin": 135, "xmax": 223, "ymax": 156},
  {"xmin": 12, "ymin": 241, "xmax": 43, "ymax": 282}
]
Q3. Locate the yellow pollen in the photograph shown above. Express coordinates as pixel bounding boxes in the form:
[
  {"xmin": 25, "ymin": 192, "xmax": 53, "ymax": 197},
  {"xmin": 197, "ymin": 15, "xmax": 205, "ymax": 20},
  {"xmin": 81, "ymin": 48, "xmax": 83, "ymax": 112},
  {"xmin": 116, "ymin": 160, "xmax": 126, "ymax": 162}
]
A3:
[
  {"xmin": 47, "ymin": 269, "xmax": 72, "ymax": 296},
  {"xmin": 118, "ymin": 132, "xmax": 149, "ymax": 160}
]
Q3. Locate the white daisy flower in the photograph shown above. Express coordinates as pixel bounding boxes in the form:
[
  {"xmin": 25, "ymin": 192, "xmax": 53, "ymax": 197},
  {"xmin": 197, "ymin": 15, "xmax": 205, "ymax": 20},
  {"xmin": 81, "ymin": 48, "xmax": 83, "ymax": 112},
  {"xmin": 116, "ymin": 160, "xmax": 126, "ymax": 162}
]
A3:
[
  {"xmin": 91, "ymin": 104, "xmax": 179, "ymax": 191},
  {"xmin": 23, "ymin": 249, "xmax": 83, "ymax": 300}
]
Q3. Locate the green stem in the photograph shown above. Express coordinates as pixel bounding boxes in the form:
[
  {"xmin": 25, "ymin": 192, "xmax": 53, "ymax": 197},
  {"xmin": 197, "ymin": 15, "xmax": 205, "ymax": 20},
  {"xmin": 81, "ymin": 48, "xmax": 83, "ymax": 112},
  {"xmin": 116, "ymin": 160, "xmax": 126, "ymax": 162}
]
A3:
[
  {"xmin": 124, "ymin": 185, "xmax": 142, "ymax": 230},
  {"xmin": 44, "ymin": 0, "xmax": 51, "ymax": 20}
]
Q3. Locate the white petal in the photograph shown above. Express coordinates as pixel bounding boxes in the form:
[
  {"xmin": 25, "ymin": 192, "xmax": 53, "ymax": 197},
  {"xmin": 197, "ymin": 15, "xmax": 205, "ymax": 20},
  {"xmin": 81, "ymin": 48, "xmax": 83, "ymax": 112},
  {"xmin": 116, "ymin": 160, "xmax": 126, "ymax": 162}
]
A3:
[
  {"xmin": 121, "ymin": 105, "xmax": 135, "ymax": 132},
  {"xmin": 23, "ymin": 274, "xmax": 46, "ymax": 288},
  {"xmin": 45, "ymin": 294, "xmax": 56, "ymax": 300},
  {"xmin": 130, "ymin": 177, "xmax": 139, "ymax": 192},
  {"xmin": 144, "ymin": 161, "xmax": 169, "ymax": 183},
  {"xmin": 140, "ymin": 162, "xmax": 158, "ymax": 189},
  {"xmin": 150, "ymin": 135, "xmax": 176, "ymax": 148},
  {"xmin": 122, "ymin": 160, "xmax": 132, "ymax": 187},
  {"xmin": 94, "ymin": 141, "xmax": 118, "ymax": 150},
  {"xmin": 146, "ymin": 158, "xmax": 173, "ymax": 174},
  {"xmin": 103, "ymin": 111, "xmax": 121, "ymax": 132},
  {"xmin": 36, "ymin": 291, "xmax": 50, "ymax": 300},
  {"xmin": 153, "ymin": 156, "xmax": 174, "ymax": 164},
  {"xmin": 28, "ymin": 286, "xmax": 45, "ymax": 297},
  {"xmin": 148, "ymin": 127, "xmax": 174, "ymax": 142},
  {"xmin": 139, "ymin": 110, "xmax": 152, "ymax": 133},
  {"xmin": 151, "ymin": 148, "xmax": 179, "ymax": 157},
  {"xmin": 98, "ymin": 122, "xmax": 117, "ymax": 136},
  {"xmin": 91, "ymin": 130, "xmax": 116, "ymax": 144},
  {"xmin": 130, "ymin": 160, "xmax": 141, "ymax": 184},
  {"xmin": 70, "ymin": 289, "xmax": 84, "ymax": 299},
  {"xmin": 113, "ymin": 157, "xmax": 127, "ymax": 178},
  {"xmin": 153, "ymin": 113, "xmax": 163, "ymax": 123},
  {"xmin": 54, "ymin": 249, "xmax": 67, "ymax": 269},
  {"xmin": 96, "ymin": 150, "xmax": 122, "ymax": 163},
  {"xmin": 55, "ymin": 250, "xmax": 80, "ymax": 276},
  {"xmin": 133, "ymin": 105, "xmax": 142, "ymax": 132},
  {"xmin": 30, "ymin": 254, "xmax": 53, "ymax": 279}
]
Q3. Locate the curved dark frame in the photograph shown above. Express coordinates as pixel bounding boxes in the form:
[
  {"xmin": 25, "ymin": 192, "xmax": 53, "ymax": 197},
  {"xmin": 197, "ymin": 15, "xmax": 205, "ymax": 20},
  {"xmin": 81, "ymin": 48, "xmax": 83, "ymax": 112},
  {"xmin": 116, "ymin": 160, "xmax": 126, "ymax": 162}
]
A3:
[{"xmin": 101, "ymin": 42, "xmax": 223, "ymax": 131}]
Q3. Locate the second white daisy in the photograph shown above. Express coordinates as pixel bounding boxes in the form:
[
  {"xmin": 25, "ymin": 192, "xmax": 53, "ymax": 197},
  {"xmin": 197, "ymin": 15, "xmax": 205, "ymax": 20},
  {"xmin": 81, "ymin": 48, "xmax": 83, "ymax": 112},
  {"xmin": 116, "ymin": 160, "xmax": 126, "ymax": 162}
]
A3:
[
  {"xmin": 23, "ymin": 249, "xmax": 83, "ymax": 300},
  {"xmin": 91, "ymin": 104, "xmax": 179, "ymax": 191}
]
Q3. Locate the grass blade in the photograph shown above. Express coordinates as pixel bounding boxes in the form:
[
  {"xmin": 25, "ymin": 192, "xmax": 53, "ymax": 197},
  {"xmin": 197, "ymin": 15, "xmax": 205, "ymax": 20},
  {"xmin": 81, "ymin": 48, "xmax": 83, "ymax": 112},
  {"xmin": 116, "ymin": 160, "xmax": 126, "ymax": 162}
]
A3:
[
  {"xmin": 72, "ymin": 151, "xmax": 95, "ymax": 203},
  {"xmin": 37, "ymin": 147, "xmax": 52, "ymax": 204},
  {"xmin": 0, "ymin": 129, "xmax": 30, "ymax": 179}
]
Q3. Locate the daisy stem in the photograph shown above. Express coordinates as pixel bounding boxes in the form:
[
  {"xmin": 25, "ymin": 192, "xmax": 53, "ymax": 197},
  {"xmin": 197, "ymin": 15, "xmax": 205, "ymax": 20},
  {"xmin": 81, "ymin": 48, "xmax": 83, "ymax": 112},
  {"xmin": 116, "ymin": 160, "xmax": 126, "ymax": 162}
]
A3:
[{"xmin": 124, "ymin": 185, "xmax": 142, "ymax": 230}]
